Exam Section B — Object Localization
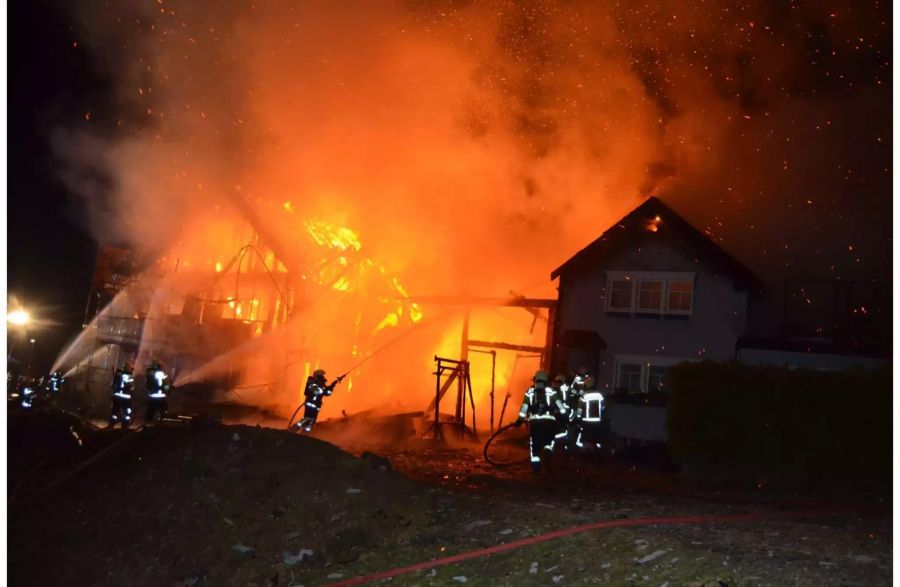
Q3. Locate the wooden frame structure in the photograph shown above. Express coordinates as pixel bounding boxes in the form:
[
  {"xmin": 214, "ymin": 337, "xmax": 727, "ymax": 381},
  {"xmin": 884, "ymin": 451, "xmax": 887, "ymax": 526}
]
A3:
[{"xmin": 421, "ymin": 356, "xmax": 478, "ymax": 442}]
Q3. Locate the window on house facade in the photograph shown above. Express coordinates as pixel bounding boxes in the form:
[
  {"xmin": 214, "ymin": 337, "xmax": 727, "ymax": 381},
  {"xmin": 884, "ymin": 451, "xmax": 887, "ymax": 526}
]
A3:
[
  {"xmin": 666, "ymin": 280, "xmax": 694, "ymax": 313},
  {"xmin": 606, "ymin": 272, "xmax": 695, "ymax": 316},
  {"xmin": 608, "ymin": 279, "xmax": 633, "ymax": 311},
  {"xmin": 637, "ymin": 280, "xmax": 664, "ymax": 312},
  {"xmin": 647, "ymin": 365, "xmax": 670, "ymax": 392},
  {"xmin": 615, "ymin": 356, "xmax": 685, "ymax": 393},
  {"xmin": 616, "ymin": 363, "xmax": 643, "ymax": 392}
]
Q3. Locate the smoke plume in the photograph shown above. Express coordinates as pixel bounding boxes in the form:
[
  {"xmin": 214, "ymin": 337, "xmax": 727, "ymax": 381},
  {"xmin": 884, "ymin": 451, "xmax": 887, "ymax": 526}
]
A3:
[{"xmin": 55, "ymin": 0, "xmax": 891, "ymax": 420}]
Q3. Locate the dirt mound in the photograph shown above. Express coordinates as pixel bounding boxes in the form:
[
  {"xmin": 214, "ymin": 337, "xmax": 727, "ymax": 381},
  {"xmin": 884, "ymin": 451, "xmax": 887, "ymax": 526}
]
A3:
[
  {"xmin": 8, "ymin": 418, "xmax": 891, "ymax": 586},
  {"xmin": 9, "ymin": 424, "xmax": 429, "ymax": 586}
]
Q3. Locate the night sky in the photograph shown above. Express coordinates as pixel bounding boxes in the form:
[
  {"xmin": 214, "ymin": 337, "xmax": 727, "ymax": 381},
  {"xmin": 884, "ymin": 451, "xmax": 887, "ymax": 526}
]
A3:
[{"xmin": 8, "ymin": 0, "xmax": 105, "ymax": 373}]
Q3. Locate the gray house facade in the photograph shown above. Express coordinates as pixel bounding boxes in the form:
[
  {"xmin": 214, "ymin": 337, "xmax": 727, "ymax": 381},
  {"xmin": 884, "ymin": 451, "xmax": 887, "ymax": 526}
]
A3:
[{"xmin": 549, "ymin": 197, "xmax": 763, "ymax": 397}]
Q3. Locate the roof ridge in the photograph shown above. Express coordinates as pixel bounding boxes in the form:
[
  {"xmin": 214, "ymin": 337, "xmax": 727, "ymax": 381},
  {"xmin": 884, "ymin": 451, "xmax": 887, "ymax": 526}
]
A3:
[{"xmin": 550, "ymin": 197, "xmax": 762, "ymax": 292}]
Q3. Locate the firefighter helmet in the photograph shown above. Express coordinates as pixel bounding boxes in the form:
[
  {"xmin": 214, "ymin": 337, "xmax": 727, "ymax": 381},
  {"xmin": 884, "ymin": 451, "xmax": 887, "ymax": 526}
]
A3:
[
  {"xmin": 312, "ymin": 369, "xmax": 327, "ymax": 382},
  {"xmin": 552, "ymin": 374, "xmax": 566, "ymax": 385},
  {"xmin": 532, "ymin": 370, "xmax": 549, "ymax": 384}
]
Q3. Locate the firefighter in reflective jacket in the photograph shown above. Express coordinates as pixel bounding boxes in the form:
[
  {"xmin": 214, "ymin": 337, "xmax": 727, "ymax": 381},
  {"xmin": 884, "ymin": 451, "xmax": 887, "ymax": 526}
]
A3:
[
  {"xmin": 514, "ymin": 370, "xmax": 559, "ymax": 473},
  {"xmin": 550, "ymin": 374, "xmax": 571, "ymax": 452},
  {"xmin": 110, "ymin": 363, "xmax": 135, "ymax": 428},
  {"xmin": 144, "ymin": 359, "xmax": 170, "ymax": 424},
  {"xmin": 575, "ymin": 375, "xmax": 604, "ymax": 450},
  {"xmin": 45, "ymin": 371, "xmax": 65, "ymax": 395},
  {"xmin": 566, "ymin": 371, "xmax": 588, "ymax": 449},
  {"xmin": 20, "ymin": 385, "xmax": 36, "ymax": 409},
  {"xmin": 295, "ymin": 369, "xmax": 344, "ymax": 432}
]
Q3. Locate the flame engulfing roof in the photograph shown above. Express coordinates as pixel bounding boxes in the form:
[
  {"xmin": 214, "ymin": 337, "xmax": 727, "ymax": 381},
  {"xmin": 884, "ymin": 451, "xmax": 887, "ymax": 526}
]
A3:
[{"xmin": 550, "ymin": 197, "xmax": 763, "ymax": 293}]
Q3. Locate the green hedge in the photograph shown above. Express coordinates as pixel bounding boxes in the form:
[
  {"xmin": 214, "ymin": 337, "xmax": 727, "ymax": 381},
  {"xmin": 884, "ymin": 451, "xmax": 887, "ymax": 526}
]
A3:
[{"xmin": 667, "ymin": 361, "xmax": 891, "ymax": 481}]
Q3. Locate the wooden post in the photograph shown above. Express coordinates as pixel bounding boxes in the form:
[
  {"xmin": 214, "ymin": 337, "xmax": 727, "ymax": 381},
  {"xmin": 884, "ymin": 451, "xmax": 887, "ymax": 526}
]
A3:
[
  {"xmin": 434, "ymin": 362, "xmax": 440, "ymax": 427},
  {"xmin": 498, "ymin": 393, "xmax": 511, "ymax": 429},
  {"xmin": 489, "ymin": 350, "xmax": 496, "ymax": 434},
  {"xmin": 465, "ymin": 364, "xmax": 477, "ymax": 439},
  {"xmin": 543, "ymin": 305, "xmax": 556, "ymax": 372},
  {"xmin": 457, "ymin": 308, "xmax": 470, "ymax": 424},
  {"xmin": 460, "ymin": 307, "xmax": 470, "ymax": 361}
]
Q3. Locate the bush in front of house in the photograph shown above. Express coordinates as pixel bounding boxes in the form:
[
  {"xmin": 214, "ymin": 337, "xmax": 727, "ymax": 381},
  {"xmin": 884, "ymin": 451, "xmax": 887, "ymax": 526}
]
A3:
[{"xmin": 666, "ymin": 361, "xmax": 891, "ymax": 483}]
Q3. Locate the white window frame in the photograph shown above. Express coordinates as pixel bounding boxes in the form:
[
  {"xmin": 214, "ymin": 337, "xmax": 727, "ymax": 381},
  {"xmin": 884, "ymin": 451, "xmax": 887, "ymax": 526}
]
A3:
[
  {"xmin": 613, "ymin": 354, "xmax": 692, "ymax": 393},
  {"xmin": 607, "ymin": 277, "xmax": 635, "ymax": 312},
  {"xmin": 665, "ymin": 279, "xmax": 694, "ymax": 316},
  {"xmin": 646, "ymin": 364, "xmax": 671, "ymax": 393},
  {"xmin": 605, "ymin": 271, "xmax": 695, "ymax": 316},
  {"xmin": 615, "ymin": 361, "xmax": 643, "ymax": 392},
  {"xmin": 636, "ymin": 279, "xmax": 665, "ymax": 313}
]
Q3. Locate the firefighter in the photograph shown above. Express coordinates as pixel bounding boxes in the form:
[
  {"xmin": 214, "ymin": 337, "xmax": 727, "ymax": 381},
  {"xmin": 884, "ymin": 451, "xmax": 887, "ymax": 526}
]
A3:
[
  {"xmin": 144, "ymin": 359, "xmax": 170, "ymax": 424},
  {"xmin": 565, "ymin": 371, "xmax": 588, "ymax": 449},
  {"xmin": 514, "ymin": 370, "xmax": 559, "ymax": 473},
  {"xmin": 550, "ymin": 374, "xmax": 571, "ymax": 452},
  {"xmin": 109, "ymin": 362, "xmax": 135, "ymax": 428},
  {"xmin": 45, "ymin": 371, "xmax": 65, "ymax": 395},
  {"xmin": 20, "ymin": 385, "xmax": 36, "ymax": 409},
  {"xmin": 295, "ymin": 369, "xmax": 344, "ymax": 432},
  {"xmin": 575, "ymin": 374, "xmax": 605, "ymax": 450}
]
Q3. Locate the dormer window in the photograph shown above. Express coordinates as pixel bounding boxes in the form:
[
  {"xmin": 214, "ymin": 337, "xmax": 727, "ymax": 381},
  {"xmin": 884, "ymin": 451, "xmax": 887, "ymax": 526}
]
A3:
[{"xmin": 605, "ymin": 271, "xmax": 695, "ymax": 316}]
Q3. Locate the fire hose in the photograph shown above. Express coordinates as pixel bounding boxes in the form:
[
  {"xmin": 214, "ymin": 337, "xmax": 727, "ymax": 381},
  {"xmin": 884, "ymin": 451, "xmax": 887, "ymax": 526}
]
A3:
[
  {"xmin": 325, "ymin": 508, "xmax": 830, "ymax": 587},
  {"xmin": 482, "ymin": 422, "xmax": 530, "ymax": 468},
  {"xmin": 286, "ymin": 403, "xmax": 305, "ymax": 430}
]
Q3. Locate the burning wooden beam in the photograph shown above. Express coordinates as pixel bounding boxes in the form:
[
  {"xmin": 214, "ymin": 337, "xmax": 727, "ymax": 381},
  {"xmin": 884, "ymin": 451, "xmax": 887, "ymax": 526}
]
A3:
[
  {"xmin": 403, "ymin": 296, "xmax": 556, "ymax": 308},
  {"xmin": 466, "ymin": 340, "xmax": 546, "ymax": 354}
]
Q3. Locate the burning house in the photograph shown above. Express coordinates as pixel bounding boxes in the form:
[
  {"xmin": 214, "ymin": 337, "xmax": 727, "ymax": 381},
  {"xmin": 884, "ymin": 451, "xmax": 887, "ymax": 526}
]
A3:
[
  {"xmin": 57, "ymin": 196, "xmax": 554, "ymax": 432},
  {"xmin": 56, "ymin": 202, "xmax": 433, "ymax": 419}
]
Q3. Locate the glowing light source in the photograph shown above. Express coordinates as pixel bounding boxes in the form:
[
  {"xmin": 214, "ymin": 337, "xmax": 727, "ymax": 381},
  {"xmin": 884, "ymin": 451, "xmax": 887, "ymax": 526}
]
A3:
[
  {"xmin": 7, "ymin": 309, "xmax": 30, "ymax": 326},
  {"xmin": 304, "ymin": 220, "xmax": 362, "ymax": 252},
  {"xmin": 374, "ymin": 313, "xmax": 400, "ymax": 332}
]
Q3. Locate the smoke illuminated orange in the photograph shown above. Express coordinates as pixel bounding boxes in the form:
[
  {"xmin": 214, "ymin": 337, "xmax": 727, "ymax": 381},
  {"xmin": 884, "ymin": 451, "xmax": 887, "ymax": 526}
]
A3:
[{"xmin": 52, "ymin": 1, "xmax": 709, "ymax": 427}]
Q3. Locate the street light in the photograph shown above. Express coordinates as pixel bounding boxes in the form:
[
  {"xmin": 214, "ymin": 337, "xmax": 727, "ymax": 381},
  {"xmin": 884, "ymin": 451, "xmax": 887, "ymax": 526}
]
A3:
[
  {"xmin": 7, "ymin": 309, "xmax": 30, "ymax": 326},
  {"xmin": 6, "ymin": 307, "xmax": 33, "ymax": 364}
]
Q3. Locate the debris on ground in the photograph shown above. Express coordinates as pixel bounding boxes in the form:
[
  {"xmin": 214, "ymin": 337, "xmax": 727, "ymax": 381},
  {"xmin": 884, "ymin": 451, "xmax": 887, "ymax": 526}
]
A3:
[
  {"xmin": 8, "ymin": 418, "xmax": 891, "ymax": 586},
  {"xmin": 282, "ymin": 548, "xmax": 314, "ymax": 565},
  {"xmin": 637, "ymin": 550, "xmax": 669, "ymax": 565}
]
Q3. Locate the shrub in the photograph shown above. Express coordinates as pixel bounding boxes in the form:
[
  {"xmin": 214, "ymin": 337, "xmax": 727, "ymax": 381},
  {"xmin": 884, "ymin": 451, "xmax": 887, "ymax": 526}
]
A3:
[{"xmin": 666, "ymin": 361, "xmax": 891, "ymax": 482}]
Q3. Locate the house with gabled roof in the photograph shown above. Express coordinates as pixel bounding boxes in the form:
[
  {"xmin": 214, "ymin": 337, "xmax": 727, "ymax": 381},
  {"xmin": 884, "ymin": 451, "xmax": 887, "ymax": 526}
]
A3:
[
  {"xmin": 547, "ymin": 196, "xmax": 888, "ymax": 442},
  {"xmin": 549, "ymin": 197, "xmax": 764, "ymax": 397}
]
